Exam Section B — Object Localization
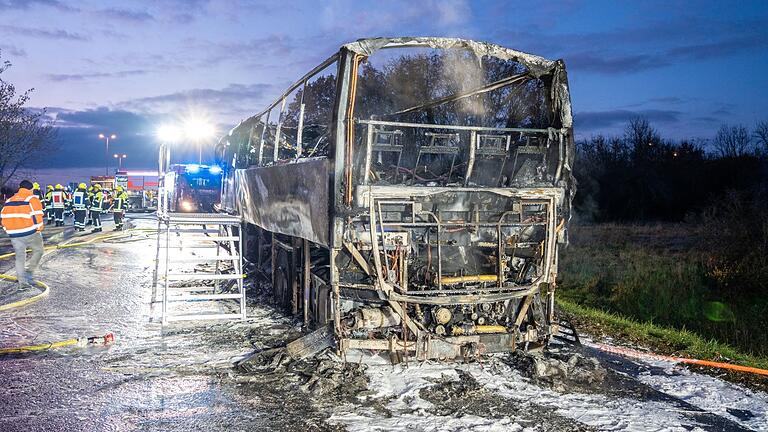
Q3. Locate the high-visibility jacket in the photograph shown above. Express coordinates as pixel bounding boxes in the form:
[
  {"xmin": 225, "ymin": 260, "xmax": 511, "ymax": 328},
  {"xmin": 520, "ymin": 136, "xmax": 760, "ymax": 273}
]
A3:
[
  {"xmin": 92, "ymin": 191, "xmax": 106, "ymax": 211},
  {"xmin": 73, "ymin": 189, "xmax": 89, "ymax": 209},
  {"xmin": 1, "ymin": 188, "xmax": 45, "ymax": 237},
  {"xmin": 44, "ymin": 190, "xmax": 53, "ymax": 206},
  {"xmin": 113, "ymin": 191, "xmax": 129, "ymax": 212},
  {"xmin": 51, "ymin": 190, "xmax": 66, "ymax": 208},
  {"xmin": 87, "ymin": 187, "xmax": 95, "ymax": 208}
]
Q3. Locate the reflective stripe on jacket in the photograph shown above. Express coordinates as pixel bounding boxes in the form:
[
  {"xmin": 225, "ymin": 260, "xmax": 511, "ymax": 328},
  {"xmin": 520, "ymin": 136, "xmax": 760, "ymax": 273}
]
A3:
[
  {"xmin": 114, "ymin": 192, "xmax": 129, "ymax": 212},
  {"xmin": 1, "ymin": 188, "xmax": 44, "ymax": 237},
  {"xmin": 92, "ymin": 191, "xmax": 105, "ymax": 211}
]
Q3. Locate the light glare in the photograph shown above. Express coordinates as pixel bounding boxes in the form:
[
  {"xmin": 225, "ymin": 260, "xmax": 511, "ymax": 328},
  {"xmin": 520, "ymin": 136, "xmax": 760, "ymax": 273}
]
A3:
[{"xmin": 156, "ymin": 125, "xmax": 182, "ymax": 142}]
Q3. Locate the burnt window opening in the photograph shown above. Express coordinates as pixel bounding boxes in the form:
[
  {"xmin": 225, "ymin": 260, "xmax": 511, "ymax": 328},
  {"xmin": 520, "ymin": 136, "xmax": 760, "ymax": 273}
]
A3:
[{"xmin": 350, "ymin": 48, "xmax": 558, "ymax": 188}]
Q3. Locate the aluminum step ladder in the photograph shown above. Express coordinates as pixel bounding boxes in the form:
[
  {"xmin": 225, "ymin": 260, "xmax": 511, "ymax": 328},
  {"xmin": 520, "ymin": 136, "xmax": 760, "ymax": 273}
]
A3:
[{"xmin": 153, "ymin": 212, "xmax": 246, "ymax": 324}]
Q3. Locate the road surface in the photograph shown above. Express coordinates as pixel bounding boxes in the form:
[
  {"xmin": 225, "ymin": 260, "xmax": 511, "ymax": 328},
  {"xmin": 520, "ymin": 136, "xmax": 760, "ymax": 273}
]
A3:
[{"xmin": 0, "ymin": 215, "xmax": 766, "ymax": 431}]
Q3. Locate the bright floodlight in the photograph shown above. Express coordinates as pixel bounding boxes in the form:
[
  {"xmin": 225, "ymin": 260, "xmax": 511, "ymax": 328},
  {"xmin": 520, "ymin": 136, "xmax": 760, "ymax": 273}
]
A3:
[
  {"xmin": 209, "ymin": 165, "xmax": 222, "ymax": 175},
  {"xmin": 184, "ymin": 118, "xmax": 215, "ymax": 141},
  {"xmin": 156, "ymin": 124, "xmax": 182, "ymax": 142},
  {"xmin": 99, "ymin": 133, "xmax": 105, "ymax": 139},
  {"xmin": 110, "ymin": 134, "xmax": 117, "ymax": 139}
]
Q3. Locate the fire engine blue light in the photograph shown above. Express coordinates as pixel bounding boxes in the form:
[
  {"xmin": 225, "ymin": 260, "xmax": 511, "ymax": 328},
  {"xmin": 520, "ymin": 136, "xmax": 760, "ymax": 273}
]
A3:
[
  {"xmin": 185, "ymin": 164, "xmax": 200, "ymax": 173},
  {"xmin": 209, "ymin": 165, "xmax": 222, "ymax": 175}
]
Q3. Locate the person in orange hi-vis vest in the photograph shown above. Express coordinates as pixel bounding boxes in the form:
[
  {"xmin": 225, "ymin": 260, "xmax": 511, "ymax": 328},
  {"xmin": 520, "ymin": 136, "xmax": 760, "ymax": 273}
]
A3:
[{"xmin": 1, "ymin": 180, "xmax": 45, "ymax": 289}]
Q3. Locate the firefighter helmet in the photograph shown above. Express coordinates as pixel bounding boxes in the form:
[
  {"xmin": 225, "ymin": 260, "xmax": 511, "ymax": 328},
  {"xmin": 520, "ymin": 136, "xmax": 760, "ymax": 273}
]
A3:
[
  {"xmin": 32, "ymin": 182, "xmax": 40, "ymax": 190},
  {"xmin": 55, "ymin": 184, "xmax": 63, "ymax": 190},
  {"xmin": 78, "ymin": 183, "xmax": 87, "ymax": 189},
  {"xmin": 46, "ymin": 185, "xmax": 54, "ymax": 191},
  {"xmin": 116, "ymin": 186, "xmax": 124, "ymax": 192}
]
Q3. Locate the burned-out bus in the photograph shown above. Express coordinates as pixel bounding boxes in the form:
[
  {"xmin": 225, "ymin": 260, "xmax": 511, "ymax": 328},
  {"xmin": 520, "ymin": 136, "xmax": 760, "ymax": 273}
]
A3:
[{"xmin": 216, "ymin": 37, "xmax": 575, "ymax": 360}]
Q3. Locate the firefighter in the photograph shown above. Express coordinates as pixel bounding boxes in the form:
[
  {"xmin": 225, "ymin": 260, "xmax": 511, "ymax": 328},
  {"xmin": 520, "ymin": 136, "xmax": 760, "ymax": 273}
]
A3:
[
  {"xmin": 85, "ymin": 185, "xmax": 95, "ymax": 225},
  {"xmin": 44, "ymin": 185, "xmax": 54, "ymax": 223},
  {"xmin": 64, "ymin": 185, "xmax": 73, "ymax": 217},
  {"xmin": 0, "ymin": 180, "xmax": 45, "ymax": 289},
  {"xmin": 32, "ymin": 183, "xmax": 45, "ymax": 224},
  {"xmin": 111, "ymin": 186, "xmax": 129, "ymax": 231},
  {"xmin": 32, "ymin": 182, "xmax": 43, "ymax": 200},
  {"xmin": 90, "ymin": 184, "xmax": 105, "ymax": 232},
  {"xmin": 51, "ymin": 184, "xmax": 66, "ymax": 227},
  {"xmin": 72, "ymin": 183, "xmax": 89, "ymax": 231}
]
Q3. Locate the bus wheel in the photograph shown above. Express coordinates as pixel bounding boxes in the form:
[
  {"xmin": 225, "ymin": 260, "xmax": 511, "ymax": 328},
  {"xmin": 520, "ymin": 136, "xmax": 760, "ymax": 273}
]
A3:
[{"xmin": 273, "ymin": 250, "xmax": 291, "ymax": 311}]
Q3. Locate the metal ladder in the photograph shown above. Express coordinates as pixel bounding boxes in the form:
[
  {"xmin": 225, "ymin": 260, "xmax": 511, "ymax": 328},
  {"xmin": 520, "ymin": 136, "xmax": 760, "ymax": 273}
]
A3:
[{"xmin": 153, "ymin": 212, "xmax": 246, "ymax": 324}]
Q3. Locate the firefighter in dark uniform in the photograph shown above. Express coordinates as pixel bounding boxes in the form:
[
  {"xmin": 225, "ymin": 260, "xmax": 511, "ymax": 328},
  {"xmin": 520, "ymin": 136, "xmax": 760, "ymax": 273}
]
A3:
[
  {"xmin": 64, "ymin": 185, "xmax": 73, "ymax": 217},
  {"xmin": 32, "ymin": 182, "xmax": 43, "ymax": 200},
  {"xmin": 51, "ymin": 184, "xmax": 66, "ymax": 226},
  {"xmin": 72, "ymin": 183, "xmax": 89, "ymax": 231},
  {"xmin": 90, "ymin": 184, "xmax": 105, "ymax": 232},
  {"xmin": 44, "ymin": 185, "xmax": 54, "ymax": 223},
  {"xmin": 111, "ymin": 186, "xmax": 129, "ymax": 231},
  {"xmin": 85, "ymin": 185, "xmax": 95, "ymax": 225}
]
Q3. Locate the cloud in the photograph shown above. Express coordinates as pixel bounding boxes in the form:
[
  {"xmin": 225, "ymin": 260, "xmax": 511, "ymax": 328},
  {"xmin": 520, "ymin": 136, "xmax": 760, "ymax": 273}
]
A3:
[
  {"xmin": 496, "ymin": 16, "xmax": 768, "ymax": 75},
  {"xmin": 36, "ymin": 106, "xmax": 218, "ymax": 170},
  {"xmin": 46, "ymin": 69, "xmax": 149, "ymax": 82},
  {"xmin": 120, "ymin": 83, "xmax": 273, "ymax": 115},
  {"xmin": 199, "ymin": 34, "xmax": 295, "ymax": 64},
  {"xmin": 0, "ymin": 24, "xmax": 89, "ymax": 41},
  {"xmin": 35, "ymin": 108, "xmax": 164, "ymax": 169},
  {"xmin": 575, "ymin": 109, "xmax": 681, "ymax": 130},
  {"xmin": 565, "ymin": 52, "xmax": 664, "ymax": 74},
  {"xmin": 0, "ymin": 43, "xmax": 26, "ymax": 57},
  {"xmin": 97, "ymin": 7, "xmax": 154, "ymax": 22},
  {"xmin": 0, "ymin": 0, "xmax": 76, "ymax": 12}
]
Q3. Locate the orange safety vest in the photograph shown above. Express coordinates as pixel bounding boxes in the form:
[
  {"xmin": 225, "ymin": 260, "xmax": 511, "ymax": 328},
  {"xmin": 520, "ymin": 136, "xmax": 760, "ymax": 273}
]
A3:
[{"xmin": 1, "ymin": 188, "xmax": 45, "ymax": 237}]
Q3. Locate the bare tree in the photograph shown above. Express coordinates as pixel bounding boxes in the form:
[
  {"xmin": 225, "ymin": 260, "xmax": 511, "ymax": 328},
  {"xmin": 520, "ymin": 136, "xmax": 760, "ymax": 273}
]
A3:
[
  {"xmin": 0, "ymin": 52, "xmax": 56, "ymax": 189},
  {"xmin": 754, "ymin": 120, "xmax": 768, "ymax": 156},
  {"xmin": 713, "ymin": 124, "xmax": 752, "ymax": 158}
]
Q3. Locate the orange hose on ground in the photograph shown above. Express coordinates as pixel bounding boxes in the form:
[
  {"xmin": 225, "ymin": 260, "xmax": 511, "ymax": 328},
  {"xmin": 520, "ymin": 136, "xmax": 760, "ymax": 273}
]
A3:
[{"xmin": 585, "ymin": 340, "xmax": 768, "ymax": 377}]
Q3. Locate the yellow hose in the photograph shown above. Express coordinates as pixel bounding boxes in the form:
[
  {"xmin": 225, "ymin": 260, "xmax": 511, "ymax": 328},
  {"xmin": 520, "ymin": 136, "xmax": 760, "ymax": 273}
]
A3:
[
  {"xmin": 0, "ymin": 337, "xmax": 79, "ymax": 354},
  {"xmin": 0, "ymin": 332, "xmax": 115, "ymax": 355},
  {"xmin": 0, "ymin": 275, "xmax": 49, "ymax": 311}
]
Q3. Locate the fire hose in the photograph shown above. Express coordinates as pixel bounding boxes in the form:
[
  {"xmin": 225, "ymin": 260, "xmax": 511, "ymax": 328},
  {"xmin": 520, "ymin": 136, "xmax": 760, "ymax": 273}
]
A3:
[
  {"xmin": 0, "ymin": 332, "xmax": 115, "ymax": 355},
  {"xmin": 584, "ymin": 340, "xmax": 768, "ymax": 377}
]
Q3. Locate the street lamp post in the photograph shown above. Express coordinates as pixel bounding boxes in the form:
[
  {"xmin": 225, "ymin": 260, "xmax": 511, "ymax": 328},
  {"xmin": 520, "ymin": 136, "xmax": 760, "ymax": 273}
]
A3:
[
  {"xmin": 99, "ymin": 133, "xmax": 117, "ymax": 175},
  {"xmin": 113, "ymin": 153, "xmax": 127, "ymax": 171}
]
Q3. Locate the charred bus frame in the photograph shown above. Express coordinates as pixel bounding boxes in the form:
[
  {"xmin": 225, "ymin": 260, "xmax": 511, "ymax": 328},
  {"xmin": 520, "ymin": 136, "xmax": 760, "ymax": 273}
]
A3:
[{"xmin": 217, "ymin": 37, "xmax": 575, "ymax": 360}]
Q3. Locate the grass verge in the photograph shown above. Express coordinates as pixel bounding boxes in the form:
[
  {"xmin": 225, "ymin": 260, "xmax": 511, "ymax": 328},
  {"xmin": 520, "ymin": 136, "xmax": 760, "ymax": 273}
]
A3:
[{"xmin": 557, "ymin": 297, "xmax": 768, "ymax": 372}]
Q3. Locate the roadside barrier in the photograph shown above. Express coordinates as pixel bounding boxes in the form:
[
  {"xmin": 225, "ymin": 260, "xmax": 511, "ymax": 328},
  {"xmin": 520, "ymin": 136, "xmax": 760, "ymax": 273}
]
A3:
[{"xmin": 585, "ymin": 340, "xmax": 768, "ymax": 377}]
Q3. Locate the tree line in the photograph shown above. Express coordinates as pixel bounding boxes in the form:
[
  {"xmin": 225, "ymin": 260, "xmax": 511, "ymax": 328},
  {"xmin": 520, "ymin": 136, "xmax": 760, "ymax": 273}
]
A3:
[{"xmin": 574, "ymin": 118, "xmax": 768, "ymax": 222}]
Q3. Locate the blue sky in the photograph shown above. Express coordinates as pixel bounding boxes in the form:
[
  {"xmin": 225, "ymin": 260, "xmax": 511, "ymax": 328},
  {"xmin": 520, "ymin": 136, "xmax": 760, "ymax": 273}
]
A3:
[{"xmin": 1, "ymin": 0, "xmax": 767, "ymax": 179}]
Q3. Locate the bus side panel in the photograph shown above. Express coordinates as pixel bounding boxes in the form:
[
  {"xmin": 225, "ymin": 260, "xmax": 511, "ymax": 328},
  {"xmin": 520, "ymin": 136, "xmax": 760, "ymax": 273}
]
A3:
[{"xmin": 234, "ymin": 158, "xmax": 331, "ymax": 247}]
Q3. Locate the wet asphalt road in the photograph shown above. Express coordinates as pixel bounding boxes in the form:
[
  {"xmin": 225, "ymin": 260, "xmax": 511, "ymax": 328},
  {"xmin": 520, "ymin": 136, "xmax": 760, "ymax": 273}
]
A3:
[{"xmin": 0, "ymin": 215, "xmax": 307, "ymax": 431}]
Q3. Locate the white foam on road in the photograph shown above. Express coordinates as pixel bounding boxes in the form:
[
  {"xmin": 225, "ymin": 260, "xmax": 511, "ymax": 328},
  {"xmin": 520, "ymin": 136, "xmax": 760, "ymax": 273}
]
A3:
[
  {"xmin": 330, "ymin": 362, "xmax": 530, "ymax": 432},
  {"xmin": 636, "ymin": 360, "xmax": 768, "ymax": 431},
  {"xmin": 330, "ymin": 359, "xmax": 711, "ymax": 432}
]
